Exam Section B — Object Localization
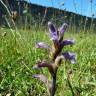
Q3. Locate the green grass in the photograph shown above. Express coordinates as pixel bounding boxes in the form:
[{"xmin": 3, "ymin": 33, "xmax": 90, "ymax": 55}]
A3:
[{"xmin": 0, "ymin": 27, "xmax": 96, "ymax": 96}]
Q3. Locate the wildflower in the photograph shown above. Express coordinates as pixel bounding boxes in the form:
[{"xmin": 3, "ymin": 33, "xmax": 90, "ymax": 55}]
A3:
[
  {"xmin": 48, "ymin": 22, "xmax": 75, "ymax": 61},
  {"xmin": 33, "ymin": 22, "xmax": 76, "ymax": 96},
  {"xmin": 36, "ymin": 42, "xmax": 50, "ymax": 50},
  {"xmin": 62, "ymin": 52, "xmax": 76, "ymax": 64}
]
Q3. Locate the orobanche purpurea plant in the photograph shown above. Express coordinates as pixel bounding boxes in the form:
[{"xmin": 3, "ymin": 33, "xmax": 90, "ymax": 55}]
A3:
[{"xmin": 33, "ymin": 22, "xmax": 76, "ymax": 96}]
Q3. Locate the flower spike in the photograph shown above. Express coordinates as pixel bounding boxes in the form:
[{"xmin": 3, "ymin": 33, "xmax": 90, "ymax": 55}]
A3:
[{"xmin": 33, "ymin": 21, "xmax": 76, "ymax": 96}]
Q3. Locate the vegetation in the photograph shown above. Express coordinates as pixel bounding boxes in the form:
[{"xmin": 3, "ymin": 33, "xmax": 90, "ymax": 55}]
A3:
[
  {"xmin": 0, "ymin": 0, "xmax": 96, "ymax": 96},
  {"xmin": 0, "ymin": 26, "xmax": 96, "ymax": 96}
]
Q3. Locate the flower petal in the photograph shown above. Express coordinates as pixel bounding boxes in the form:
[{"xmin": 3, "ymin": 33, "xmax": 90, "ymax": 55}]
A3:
[
  {"xmin": 35, "ymin": 42, "xmax": 50, "ymax": 50},
  {"xmin": 61, "ymin": 39, "xmax": 75, "ymax": 47},
  {"xmin": 48, "ymin": 22, "xmax": 60, "ymax": 50},
  {"xmin": 59, "ymin": 23, "xmax": 68, "ymax": 41},
  {"xmin": 62, "ymin": 52, "xmax": 76, "ymax": 64},
  {"xmin": 48, "ymin": 22, "xmax": 57, "ymax": 33},
  {"xmin": 50, "ymin": 32, "xmax": 58, "ymax": 41},
  {"xmin": 48, "ymin": 22, "xmax": 58, "ymax": 41}
]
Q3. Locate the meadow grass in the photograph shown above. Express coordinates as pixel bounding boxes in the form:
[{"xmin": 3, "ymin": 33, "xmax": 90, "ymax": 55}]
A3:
[{"xmin": 0, "ymin": 27, "xmax": 96, "ymax": 96}]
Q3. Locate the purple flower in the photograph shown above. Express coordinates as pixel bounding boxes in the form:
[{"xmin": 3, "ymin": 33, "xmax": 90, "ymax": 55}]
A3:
[
  {"xmin": 48, "ymin": 22, "xmax": 58, "ymax": 41},
  {"xmin": 50, "ymin": 32, "xmax": 58, "ymax": 41},
  {"xmin": 48, "ymin": 22, "xmax": 57, "ymax": 34},
  {"xmin": 59, "ymin": 23, "xmax": 68, "ymax": 41},
  {"xmin": 48, "ymin": 22, "xmax": 68, "ymax": 42},
  {"xmin": 62, "ymin": 52, "xmax": 76, "ymax": 64},
  {"xmin": 35, "ymin": 42, "xmax": 50, "ymax": 50},
  {"xmin": 48, "ymin": 22, "xmax": 76, "ymax": 62},
  {"xmin": 48, "ymin": 22, "xmax": 59, "ymax": 49},
  {"xmin": 61, "ymin": 39, "xmax": 75, "ymax": 47}
]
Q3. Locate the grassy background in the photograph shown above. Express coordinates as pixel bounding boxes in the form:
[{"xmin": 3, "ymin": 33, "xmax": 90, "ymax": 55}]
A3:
[{"xmin": 0, "ymin": 27, "xmax": 96, "ymax": 96}]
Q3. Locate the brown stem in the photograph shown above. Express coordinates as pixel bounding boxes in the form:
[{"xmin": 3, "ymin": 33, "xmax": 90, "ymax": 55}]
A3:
[{"xmin": 50, "ymin": 74, "xmax": 56, "ymax": 96}]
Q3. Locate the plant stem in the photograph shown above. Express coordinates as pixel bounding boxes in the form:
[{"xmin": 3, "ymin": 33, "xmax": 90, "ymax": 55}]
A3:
[
  {"xmin": 67, "ymin": 77, "xmax": 75, "ymax": 96},
  {"xmin": 50, "ymin": 74, "xmax": 56, "ymax": 96}
]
